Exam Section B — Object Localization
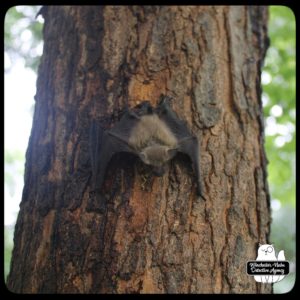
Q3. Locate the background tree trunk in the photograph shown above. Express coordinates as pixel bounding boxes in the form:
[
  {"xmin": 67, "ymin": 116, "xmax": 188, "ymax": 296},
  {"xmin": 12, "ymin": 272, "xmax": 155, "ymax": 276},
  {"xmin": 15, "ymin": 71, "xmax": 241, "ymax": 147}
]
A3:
[{"xmin": 7, "ymin": 6, "xmax": 271, "ymax": 293}]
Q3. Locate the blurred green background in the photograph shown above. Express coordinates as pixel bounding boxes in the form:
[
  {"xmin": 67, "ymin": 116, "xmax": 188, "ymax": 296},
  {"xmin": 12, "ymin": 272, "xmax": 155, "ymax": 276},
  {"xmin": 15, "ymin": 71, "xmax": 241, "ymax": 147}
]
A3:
[{"xmin": 4, "ymin": 6, "xmax": 295, "ymax": 293}]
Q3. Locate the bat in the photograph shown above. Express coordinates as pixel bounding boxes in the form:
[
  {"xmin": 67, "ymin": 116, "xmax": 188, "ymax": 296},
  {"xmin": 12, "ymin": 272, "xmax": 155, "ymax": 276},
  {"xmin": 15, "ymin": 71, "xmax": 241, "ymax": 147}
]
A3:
[{"xmin": 89, "ymin": 95, "xmax": 203, "ymax": 198}]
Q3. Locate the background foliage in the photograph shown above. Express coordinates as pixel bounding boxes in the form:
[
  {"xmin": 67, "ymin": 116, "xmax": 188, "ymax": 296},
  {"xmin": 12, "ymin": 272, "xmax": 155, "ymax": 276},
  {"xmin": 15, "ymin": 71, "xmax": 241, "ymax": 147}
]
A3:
[
  {"xmin": 4, "ymin": 6, "xmax": 295, "ymax": 293},
  {"xmin": 5, "ymin": 6, "xmax": 43, "ymax": 71},
  {"xmin": 263, "ymin": 6, "xmax": 296, "ymax": 292}
]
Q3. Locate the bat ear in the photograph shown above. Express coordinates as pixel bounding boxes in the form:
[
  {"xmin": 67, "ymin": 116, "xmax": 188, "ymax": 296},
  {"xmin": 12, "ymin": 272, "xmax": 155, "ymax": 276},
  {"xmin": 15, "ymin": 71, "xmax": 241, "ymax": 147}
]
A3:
[{"xmin": 139, "ymin": 152, "xmax": 149, "ymax": 164}]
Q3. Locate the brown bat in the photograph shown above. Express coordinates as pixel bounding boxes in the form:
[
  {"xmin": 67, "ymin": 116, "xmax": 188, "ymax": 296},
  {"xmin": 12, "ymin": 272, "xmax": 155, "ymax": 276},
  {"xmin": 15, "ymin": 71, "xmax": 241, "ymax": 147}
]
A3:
[{"xmin": 90, "ymin": 95, "xmax": 203, "ymax": 198}]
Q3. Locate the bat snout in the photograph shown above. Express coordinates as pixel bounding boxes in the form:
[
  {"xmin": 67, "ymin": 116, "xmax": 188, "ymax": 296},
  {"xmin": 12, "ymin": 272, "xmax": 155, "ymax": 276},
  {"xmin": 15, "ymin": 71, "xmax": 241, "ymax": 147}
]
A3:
[{"xmin": 152, "ymin": 166, "xmax": 166, "ymax": 177}]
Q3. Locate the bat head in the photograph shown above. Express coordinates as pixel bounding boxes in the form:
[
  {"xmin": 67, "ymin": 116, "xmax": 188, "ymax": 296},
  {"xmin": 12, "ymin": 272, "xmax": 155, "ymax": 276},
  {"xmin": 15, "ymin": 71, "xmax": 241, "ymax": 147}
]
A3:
[{"xmin": 139, "ymin": 145, "xmax": 177, "ymax": 176}]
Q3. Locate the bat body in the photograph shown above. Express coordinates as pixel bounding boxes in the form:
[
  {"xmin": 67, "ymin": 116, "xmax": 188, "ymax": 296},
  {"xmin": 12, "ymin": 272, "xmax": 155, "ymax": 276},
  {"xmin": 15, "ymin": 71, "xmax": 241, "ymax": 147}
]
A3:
[{"xmin": 90, "ymin": 96, "xmax": 202, "ymax": 197}]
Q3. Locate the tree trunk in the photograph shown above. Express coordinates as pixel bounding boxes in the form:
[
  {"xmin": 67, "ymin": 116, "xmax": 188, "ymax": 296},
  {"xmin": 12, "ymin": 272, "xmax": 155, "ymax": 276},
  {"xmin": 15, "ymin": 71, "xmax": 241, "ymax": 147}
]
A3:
[{"xmin": 7, "ymin": 6, "xmax": 271, "ymax": 293}]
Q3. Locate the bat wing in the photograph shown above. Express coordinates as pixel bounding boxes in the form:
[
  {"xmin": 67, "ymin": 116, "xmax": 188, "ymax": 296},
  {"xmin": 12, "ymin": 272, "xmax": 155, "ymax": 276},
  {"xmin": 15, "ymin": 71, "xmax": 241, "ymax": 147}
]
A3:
[
  {"xmin": 156, "ymin": 97, "xmax": 203, "ymax": 197},
  {"xmin": 156, "ymin": 96, "xmax": 192, "ymax": 139},
  {"xmin": 90, "ymin": 113, "xmax": 140, "ymax": 194}
]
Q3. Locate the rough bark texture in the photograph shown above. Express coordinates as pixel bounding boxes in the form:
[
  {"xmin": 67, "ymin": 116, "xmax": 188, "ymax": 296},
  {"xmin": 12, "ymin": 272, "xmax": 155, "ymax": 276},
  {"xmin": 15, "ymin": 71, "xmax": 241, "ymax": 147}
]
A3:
[{"xmin": 7, "ymin": 6, "xmax": 271, "ymax": 293}]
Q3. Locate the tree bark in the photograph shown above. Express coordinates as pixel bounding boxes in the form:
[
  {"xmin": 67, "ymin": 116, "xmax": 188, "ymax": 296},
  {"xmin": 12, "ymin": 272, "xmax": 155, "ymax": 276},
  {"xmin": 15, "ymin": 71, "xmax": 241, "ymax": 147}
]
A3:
[{"xmin": 7, "ymin": 6, "xmax": 271, "ymax": 293}]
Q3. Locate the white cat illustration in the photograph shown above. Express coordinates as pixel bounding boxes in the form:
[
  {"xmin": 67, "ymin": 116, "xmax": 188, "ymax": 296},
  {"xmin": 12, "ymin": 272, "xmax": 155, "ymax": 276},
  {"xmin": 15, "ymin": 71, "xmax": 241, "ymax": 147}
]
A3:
[{"xmin": 254, "ymin": 244, "xmax": 286, "ymax": 283}]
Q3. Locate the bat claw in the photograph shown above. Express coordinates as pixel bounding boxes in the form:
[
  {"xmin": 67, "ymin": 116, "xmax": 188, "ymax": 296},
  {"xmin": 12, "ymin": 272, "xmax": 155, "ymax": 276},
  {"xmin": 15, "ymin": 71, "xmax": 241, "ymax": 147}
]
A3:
[
  {"xmin": 159, "ymin": 94, "xmax": 173, "ymax": 104},
  {"xmin": 196, "ymin": 184, "xmax": 206, "ymax": 200}
]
